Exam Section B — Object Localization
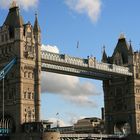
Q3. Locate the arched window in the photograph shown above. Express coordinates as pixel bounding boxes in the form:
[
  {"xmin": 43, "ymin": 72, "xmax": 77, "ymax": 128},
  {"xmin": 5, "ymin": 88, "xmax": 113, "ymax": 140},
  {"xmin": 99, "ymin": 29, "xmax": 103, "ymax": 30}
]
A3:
[
  {"xmin": 24, "ymin": 72, "xmax": 27, "ymax": 78},
  {"xmin": 24, "ymin": 92, "xmax": 26, "ymax": 99}
]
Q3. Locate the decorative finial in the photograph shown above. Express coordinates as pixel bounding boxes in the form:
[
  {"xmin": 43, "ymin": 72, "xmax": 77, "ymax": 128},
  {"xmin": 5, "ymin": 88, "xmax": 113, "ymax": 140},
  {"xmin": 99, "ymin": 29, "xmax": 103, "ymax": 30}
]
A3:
[
  {"xmin": 103, "ymin": 45, "xmax": 105, "ymax": 51},
  {"xmin": 10, "ymin": 1, "xmax": 17, "ymax": 8},
  {"xmin": 129, "ymin": 39, "xmax": 132, "ymax": 45},
  {"xmin": 119, "ymin": 33, "xmax": 125, "ymax": 39},
  {"xmin": 35, "ymin": 11, "xmax": 37, "ymax": 17}
]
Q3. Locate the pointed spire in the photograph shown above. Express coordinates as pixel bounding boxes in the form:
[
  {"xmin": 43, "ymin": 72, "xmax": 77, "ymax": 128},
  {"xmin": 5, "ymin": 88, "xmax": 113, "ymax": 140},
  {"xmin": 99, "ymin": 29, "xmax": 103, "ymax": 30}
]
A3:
[
  {"xmin": 128, "ymin": 40, "xmax": 133, "ymax": 55},
  {"xmin": 102, "ymin": 46, "xmax": 108, "ymax": 62},
  {"xmin": 4, "ymin": 1, "xmax": 24, "ymax": 27},
  {"xmin": 33, "ymin": 12, "xmax": 41, "ymax": 33}
]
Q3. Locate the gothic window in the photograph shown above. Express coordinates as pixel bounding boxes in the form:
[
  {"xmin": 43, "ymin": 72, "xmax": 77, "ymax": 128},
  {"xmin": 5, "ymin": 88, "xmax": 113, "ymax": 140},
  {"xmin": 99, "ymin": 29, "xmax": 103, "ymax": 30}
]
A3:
[
  {"xmin": 24, "ymin": 72, "xmax": 27, "ymax": 78},
  {"xmin": 136, "ymin": 88, "xmax": 140, "ymax": 94},
  {"xmin": 28, "ymin": 111, "xmax": 32, "ymax": 122},
  {"xmin": 24, "ymin": 92, "xmax": 26, "ymax": 99},
  {"xmin": 28, "ymin": 72, "xmax": 30, "ymax": 78},
  {"xmin": 24, "ymin": 72, "xmax": 25, "ymax": 77},
  {"xmin": 136, "ymin": 103, "xmax": 140, "ymax": 110},
  {"xmin": 28, "ymin": 92, "xmax": 31, "ymax": 99},
  {"xmin": 32, "ymin": 93, "xmax": 34, "ymax": 99},
  {"xmin": 137, "ymin": 118, "xmax": 140, "ymax": 132}
]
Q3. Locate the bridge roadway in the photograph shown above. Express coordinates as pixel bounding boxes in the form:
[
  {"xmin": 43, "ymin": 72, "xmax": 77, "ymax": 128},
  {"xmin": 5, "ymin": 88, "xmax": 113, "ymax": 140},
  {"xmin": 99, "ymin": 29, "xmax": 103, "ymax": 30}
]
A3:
[
  {"xmin": 41, "ymin": 51, "xmax": 132, "ymax": 80},
  {"xmin": 60, "ymin": 133, "xmax": 124, "ymax": 140}
]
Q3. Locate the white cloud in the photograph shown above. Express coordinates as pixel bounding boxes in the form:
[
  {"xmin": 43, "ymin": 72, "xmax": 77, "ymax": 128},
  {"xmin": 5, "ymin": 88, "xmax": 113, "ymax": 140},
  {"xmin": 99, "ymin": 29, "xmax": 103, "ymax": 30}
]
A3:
[
  {"xmin": 41, "ymin": 44, "xmax": 59, "ymax": 53},
  {"xmin": 65, "ymin": 0, "xmax": 102, "ymax": 23},
  {"xmin": 0, "ymin": 0, "xmax": 38, "ymax": 10},
  {"xmin": 47, "ymin": 116, "xmax": 86, "ymax": 127},
  {"xmin": 41, "ymin": 72, "xmax": 100, "ymax": 108}
]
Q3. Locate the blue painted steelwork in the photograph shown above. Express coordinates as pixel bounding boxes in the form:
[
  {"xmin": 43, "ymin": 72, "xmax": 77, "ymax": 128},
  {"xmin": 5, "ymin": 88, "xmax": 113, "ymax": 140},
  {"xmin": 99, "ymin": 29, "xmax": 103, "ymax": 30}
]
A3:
[{"xmin": 0, "ymin": 58, "xmax": 16, "ymax": 80}]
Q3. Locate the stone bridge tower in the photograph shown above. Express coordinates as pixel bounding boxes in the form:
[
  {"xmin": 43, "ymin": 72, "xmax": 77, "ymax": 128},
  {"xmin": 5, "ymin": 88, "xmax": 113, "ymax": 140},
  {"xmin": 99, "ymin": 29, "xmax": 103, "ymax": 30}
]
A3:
[
  {"xmin": 102, "ymin": 34, "xmax": 140, "ymax": 135},
  {"xmin": 0, "ymin": 3, "xmax": 41, "ymax": 132}
]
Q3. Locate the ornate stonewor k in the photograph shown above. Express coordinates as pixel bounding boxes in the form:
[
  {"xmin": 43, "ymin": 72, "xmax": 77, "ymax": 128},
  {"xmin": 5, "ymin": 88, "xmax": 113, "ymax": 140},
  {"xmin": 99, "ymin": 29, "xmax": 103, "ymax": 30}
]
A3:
[{"xmin": 0, "ymin": 1, "xmax": 41, "ymax": 135}]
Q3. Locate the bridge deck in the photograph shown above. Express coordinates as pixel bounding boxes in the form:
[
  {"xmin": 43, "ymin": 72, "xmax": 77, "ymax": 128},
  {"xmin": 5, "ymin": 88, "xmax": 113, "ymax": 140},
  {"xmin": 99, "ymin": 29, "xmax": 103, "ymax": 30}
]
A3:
[
  {"xmin": 41, "ymin": 51, "xmax": 133, "ymax": 80},
  {"xmin": 60, "ymin": 133, "xmax": 125, "ymax": 140}
]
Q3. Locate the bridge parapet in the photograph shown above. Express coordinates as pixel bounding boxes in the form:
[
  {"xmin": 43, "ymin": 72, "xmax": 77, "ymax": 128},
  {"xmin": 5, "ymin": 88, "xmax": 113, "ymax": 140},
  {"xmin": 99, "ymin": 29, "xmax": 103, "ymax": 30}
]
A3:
[{"xmin": 42, "ymin": 51, "xmax": 88, "ymax": 66}]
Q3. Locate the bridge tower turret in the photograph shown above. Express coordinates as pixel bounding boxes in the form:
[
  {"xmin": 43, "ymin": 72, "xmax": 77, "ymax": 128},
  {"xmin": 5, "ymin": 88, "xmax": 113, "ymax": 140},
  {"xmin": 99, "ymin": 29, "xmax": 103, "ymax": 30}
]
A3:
[
  {"xmin": 33, "ymin": 13, "xmax": 41, "ymax": 122},
  {"xmin": 0, "ymin": 3, "xmax": 41, "ymax": 133},
  {"xmin": 103, "ymin": 34, "xmax": 140, "ymax": 135}
]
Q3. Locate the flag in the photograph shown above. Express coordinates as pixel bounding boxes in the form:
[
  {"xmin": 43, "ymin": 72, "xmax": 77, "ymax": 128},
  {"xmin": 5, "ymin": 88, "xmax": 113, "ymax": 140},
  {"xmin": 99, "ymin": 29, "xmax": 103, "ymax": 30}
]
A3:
[{"xmin": 77, "ymin": 41, "xmax": 79, "ymax": 48}]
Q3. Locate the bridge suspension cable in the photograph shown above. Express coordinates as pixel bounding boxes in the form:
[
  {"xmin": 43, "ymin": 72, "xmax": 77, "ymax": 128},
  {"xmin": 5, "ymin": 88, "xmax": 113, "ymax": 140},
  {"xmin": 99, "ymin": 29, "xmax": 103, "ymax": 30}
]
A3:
[{"xmin": 2, "ymin": 76, "xmax": 4, "ymax": 133}]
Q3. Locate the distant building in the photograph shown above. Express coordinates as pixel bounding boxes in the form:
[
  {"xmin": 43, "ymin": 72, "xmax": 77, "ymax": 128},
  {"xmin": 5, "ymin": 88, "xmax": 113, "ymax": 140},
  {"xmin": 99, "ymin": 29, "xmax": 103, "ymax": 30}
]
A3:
[
  {"xmin": 51, "ymin": 117, "xmax": 105, "ymax": 134},
  {"xmin": 51, "ymin": 126, "xmax": 74, "ymax": 134},
  {"xmin": 74, "ymin": 117, "xmax": 104, "ymax": 134}
]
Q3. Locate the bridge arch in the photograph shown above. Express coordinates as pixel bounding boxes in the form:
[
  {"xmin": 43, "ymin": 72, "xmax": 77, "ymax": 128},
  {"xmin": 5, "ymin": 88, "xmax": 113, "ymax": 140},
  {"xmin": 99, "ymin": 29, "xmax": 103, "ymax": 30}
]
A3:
[
  {"xmin": 114, "ymin": 121, "xmax": 131, "ymax": 135},
  {"xmin": 0, "ymin": 114, "xmax": 16, "ymax": 134}
]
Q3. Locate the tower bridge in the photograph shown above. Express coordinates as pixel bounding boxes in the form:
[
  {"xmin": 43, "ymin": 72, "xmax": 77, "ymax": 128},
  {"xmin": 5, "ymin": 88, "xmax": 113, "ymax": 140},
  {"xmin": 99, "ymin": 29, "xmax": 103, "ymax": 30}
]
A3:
[{"xmin": 0, "ymin": 2, "xmax": 140, "ymax": 140}]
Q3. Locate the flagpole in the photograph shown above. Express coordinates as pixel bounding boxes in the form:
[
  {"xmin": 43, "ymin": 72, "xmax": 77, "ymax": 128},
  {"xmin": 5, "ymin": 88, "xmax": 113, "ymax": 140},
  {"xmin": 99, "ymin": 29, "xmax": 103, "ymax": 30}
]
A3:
[{"xmin": 56, "ymin": 112, "xmax": 59, "ymax": 131}]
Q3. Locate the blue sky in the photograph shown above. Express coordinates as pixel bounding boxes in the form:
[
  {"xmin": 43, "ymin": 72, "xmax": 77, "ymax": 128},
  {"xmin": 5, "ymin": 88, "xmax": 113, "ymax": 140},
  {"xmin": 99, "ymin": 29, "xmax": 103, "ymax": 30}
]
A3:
[{"xmin": 1, "ymin": 0, "xmax": 140, "ymax": 126}]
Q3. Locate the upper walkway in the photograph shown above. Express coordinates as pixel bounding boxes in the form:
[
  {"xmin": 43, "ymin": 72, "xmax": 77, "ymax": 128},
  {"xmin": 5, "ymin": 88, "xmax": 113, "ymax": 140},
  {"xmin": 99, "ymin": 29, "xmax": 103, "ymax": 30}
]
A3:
[
  {"xmin": 41, "ymin": 51, "xmax": 133, "ymax": 80},
  {"xmin": 60, "ymin": 133, "xmax": 125, "ymax": 140}
]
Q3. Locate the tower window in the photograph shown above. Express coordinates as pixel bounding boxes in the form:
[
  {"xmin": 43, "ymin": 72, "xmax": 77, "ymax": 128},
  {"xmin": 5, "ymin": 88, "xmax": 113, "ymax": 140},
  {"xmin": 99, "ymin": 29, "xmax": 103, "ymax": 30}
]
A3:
[
  {"xmin": 24, "ymin": 72, "xmax": 27, "ymax": 78},
  {"xmin": 32, "ymin": 93, "xmax": 34, "ymax": 99},
  {"xmin": 28, "ymin": 92, "xmax": 31, "ymax": 99},
  {"xmin": 24, "ymin": 92, "xmax": 26, "ymax": 99}
]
